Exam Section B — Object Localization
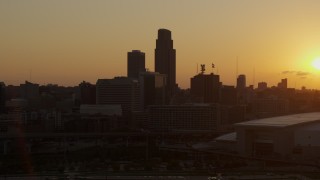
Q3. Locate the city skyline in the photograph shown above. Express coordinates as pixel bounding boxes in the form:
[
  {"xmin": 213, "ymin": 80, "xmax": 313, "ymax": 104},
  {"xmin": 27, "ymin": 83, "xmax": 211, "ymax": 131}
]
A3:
[
  {"xmin": 3, "ymin": 1, "xmax": 320, "ymax": 176},
  {"xmin": 2, "ymin": 0, "xmax": 320, "ymax": 89}
]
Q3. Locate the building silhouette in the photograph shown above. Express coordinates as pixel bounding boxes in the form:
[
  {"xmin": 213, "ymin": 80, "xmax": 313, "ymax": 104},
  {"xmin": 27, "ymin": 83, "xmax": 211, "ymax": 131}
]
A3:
[
  {"xmin": 155, "ymin": 29, "xmax": 176, "ymax": 103},
  {"xmin": 20, "ymin": 81, "xmax": 39, "ymax": 99},
  {"xmin": 228, "ymin": 112, "xmax": 320, "ymax": 160},
  {"xmin": 5, "ymin": 85, "xmax": 20, "ymax": 100},
  {"xmin": 148, "ymin": 104, "xmax": 219, "ymax": 132},
  {"xmin": 79, "ymin": 81, "xmax": 96, "ymax": 105},
  {"xmin": 236, "ymin": 75, "xmax": 247, "ymax": 104},
  {"xmin": 253, "ymin": 96, "xmax": 289, "ymax": 118},
  {"xmin": 190, "ymin": 73, "xmax": 221, "ymax": 103},
  {"xmin": 277, "ymin": 78, "xmax": 288, "ymax": 89},
  {"xmin": 75, "ymin": 104, "xmax": 122, "ymax": 132},
  {"xmin": 96, "ymin": 77, "xmax": 140, "ymax": 115},
  {"xmin": 220, "ymin": 85, "xmax": 237, "ymax": 106},
  {"xmin": 139, "ymin": 72, "xmax": 166, "ymax": 110},
  {"xmin": 0, "ymin": 82, "xmax": 5, "ymax": 113},
  {"xmin": 257, "ymin": 82, "xmax": 268, "ymax": 90},
  {"xmin": 127, "ymin": 50, "xmax": 146, "ymax": 79},
  {"xmin": 236, "ymin": 74, "xmax": 246, "ymax": 90}
]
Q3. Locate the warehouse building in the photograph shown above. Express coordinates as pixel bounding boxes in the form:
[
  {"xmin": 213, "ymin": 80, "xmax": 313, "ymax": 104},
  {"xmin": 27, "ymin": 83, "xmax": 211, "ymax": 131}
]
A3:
[{"xmin": 215, "ymin": 112, "xmax": 320, "ymax": 162}]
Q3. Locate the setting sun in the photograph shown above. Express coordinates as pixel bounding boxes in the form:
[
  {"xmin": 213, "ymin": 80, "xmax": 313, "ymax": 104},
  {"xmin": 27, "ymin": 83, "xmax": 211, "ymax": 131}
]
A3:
[{"xmin": 312, "ymin": 58, "xmax": 320, "ymax": 70}]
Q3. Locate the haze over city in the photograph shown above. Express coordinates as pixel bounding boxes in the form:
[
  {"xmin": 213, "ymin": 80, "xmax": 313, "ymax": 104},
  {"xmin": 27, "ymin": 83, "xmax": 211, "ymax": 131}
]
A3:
[
  {"xmin": 4, "ymin": 1, "xmax": 320, "ymax": 179},
  {"xmin": 2, "ymin": 0, "xmax": 320, "ymax": 89}
]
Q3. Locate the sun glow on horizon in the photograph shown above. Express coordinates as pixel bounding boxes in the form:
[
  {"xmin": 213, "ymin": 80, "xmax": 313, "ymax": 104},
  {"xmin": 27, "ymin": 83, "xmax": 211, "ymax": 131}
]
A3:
[{"xmin": 312, "ymin": 58, "xmax": 320, "ymax": 70}]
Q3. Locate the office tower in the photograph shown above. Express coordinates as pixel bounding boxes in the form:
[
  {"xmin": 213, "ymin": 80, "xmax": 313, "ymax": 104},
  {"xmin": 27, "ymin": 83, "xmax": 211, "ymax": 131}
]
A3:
[
  {"xmin": 127, "ymin": 50, "xmax": 146, "ymax": 79},
  {"xmin": 0, "ymin": 82, "xmax": 5, "ymax": 113},
  {"xmin": 236, "ymin": 74, "xmax": 246, "ymax": 90},
  {"xmin": 155, "ymin": 29, "xmax": 176, "ymax": 102},
  {"xmin": 96, "ymin": 77, "xmax": 140, "ymax": 115},
  {"xmin": 139, "ymin": 72, "xmax": 166, "ymax": 110},
  {"xmin": 277, "ymin": 78, "xmax": 288, "ymax": 89},
  {"xmin": 20, "ymin": 81, "xmax": 39, "ymax": 99},
  {"xmin": 236, "ymin": 74, "xmax": 247, "ymax": 104},
  {"xmin": 258, "ymin": 82, "xmax": 268, "ymax": 90},
  {"xmin": 79, "ymin": 81, "xmax": 96, "ymax": 105},
  {"xmin": 282, "ymin": 78, "xmax": 287, "ymax": 88},
  {"xmin": 190, "ymin": 73, "xmax": 221, "ymax": 103}
]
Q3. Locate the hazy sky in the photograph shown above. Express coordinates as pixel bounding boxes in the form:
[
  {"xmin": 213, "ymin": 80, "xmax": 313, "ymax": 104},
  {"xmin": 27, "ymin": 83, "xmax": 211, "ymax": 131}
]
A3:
[{"xmin": 1, "ymin": 0, "xmax": 320, "ymax": 89}]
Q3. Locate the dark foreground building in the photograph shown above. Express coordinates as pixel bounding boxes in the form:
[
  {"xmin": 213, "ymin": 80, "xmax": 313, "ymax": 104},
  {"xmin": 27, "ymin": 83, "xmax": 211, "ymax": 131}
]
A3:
[
  {"xmin": 148, "ymin": 104, "xmax": 219, "ymax": 132},
  {"xmin": 216, "ymin": 112, "xmax": 320, "ymax": 163},
  {"xmin": 139, "ymin": 72, "xmax": 166, "ymax": 110}
]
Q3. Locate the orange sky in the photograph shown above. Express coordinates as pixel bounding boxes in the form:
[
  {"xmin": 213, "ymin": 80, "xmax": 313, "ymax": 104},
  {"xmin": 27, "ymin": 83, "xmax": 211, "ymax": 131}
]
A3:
[{"xmin": 1, "ymin": 0, "xmax": 320, "ymax": 89}]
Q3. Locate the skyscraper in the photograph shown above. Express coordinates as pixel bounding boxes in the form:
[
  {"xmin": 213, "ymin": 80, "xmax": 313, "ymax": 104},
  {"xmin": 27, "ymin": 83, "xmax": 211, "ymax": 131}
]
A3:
[
  {"xmin": 155, "ymin": 29, "xmax": 176, "ymax": 102},
  {"xmin": 127, "ymin": 50, "xmax": 146, "ymax": 79},
  {"xmin": 277, "ymin": 78, "xmax": 287, "ymax": 89},
  {"xmin": 236, "ymin": 74, "xmax": 246, "ymax": 90},
  {"xmin": 258, "ymin": 82, "xmax": 268, "ymax": 90},
  {"xmin": 236, "ymin": 75, "xmax": 247, "ymax": 104},
  {"xmin": 190, "ymin": 73, "xmax": 221, "ymax": 103}
]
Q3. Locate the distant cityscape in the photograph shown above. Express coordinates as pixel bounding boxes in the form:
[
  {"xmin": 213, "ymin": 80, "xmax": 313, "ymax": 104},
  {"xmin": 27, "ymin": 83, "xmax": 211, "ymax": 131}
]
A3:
[{"xmin": 1, "ymin": 29, "xmax": 320, "ymax": 178}]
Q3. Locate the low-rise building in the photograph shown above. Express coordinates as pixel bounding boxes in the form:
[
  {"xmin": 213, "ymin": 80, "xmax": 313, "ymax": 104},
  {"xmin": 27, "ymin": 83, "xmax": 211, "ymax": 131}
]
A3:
[
  {"xmin": 64, "ymin": 104, "xmax": 122, "ymax": 133},
  {"xmin": 216, "ymin": 112, "xmax": 320, "ymax": 163},
  {"xmin": 148, "ymin": 104, "xmax": 219, "ymax": 132}
]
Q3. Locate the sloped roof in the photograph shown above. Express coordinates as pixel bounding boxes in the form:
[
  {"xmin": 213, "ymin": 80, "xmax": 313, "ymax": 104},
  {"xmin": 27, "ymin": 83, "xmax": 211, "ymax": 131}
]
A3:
[
  {"xmin": 80, "ymin": 104, "xmax": 122, "ymax": 116},
  {"xmin": 235, "ymin": 112, "xmax": 320, "ymax": 128}
]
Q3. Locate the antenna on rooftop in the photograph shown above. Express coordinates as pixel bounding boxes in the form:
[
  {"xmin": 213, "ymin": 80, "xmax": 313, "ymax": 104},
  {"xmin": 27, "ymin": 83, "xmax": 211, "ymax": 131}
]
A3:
[
  {"xmin": 197, "ymin": 63, "xmax": 199, "ymax": 74},
  {"xmin": 253, "ymin": 67, "xmax": 255, "ymax": 88},
  {"xmin": 236, "ymin": 56, "xmax": 238, "ymax": 77},
  {"xmin": 29, "ymin": 69, "xmax": 32, "ymax": 82},
  {"xmin": 236, "ymin": 56, "xmax": 239, "ymax": 86}
]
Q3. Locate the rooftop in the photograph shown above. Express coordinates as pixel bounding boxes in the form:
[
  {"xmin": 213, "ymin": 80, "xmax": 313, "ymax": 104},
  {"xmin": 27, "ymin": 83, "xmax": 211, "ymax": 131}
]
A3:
[
  {"xmin": 96, "ymin": 77, "xmax": 138, "ymax": 85},
  {"xmin": 215, "ymin": 132, "xmax": 237, "ymax": 142},
  {"xmin": 297, "ymin": 122, "xmax": 320, "ymax": 131},
  {"xmin": 80, "ymin": 104, "xmax": 122, "ymax": 116},
  {"xmin": 235, "ymin": 112, "xmax": 320, "ymax": 128}
]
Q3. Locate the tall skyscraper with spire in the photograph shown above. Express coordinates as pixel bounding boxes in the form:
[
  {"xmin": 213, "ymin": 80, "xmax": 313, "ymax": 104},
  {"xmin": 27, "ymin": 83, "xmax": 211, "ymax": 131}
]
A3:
[{"xmin": 155, "ymin": 29, "xmax": 176, "ymax": 103}]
